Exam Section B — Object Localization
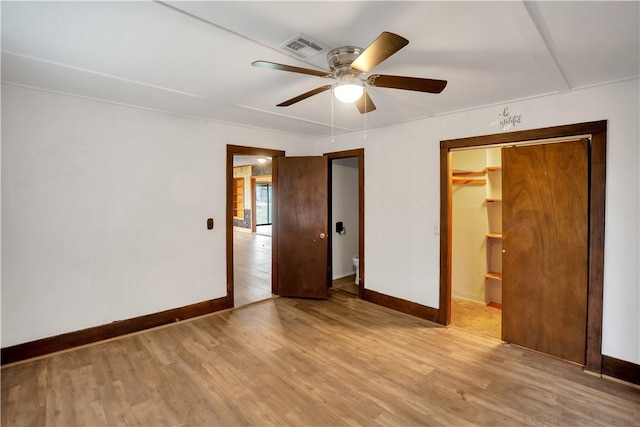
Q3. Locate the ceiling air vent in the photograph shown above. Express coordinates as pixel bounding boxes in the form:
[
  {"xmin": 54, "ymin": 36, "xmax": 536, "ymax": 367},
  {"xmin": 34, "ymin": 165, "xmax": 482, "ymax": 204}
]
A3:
[{"xmin": 277, "ymin": 34, "xmax": 329, "ymax": 60}]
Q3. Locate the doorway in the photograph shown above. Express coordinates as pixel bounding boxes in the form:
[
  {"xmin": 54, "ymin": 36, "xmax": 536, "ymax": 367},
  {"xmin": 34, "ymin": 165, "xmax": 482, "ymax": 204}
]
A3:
[
  {"xmin": 450, "ymin": 146, "xmax": 502, "ymax": 339},
  {"xmin": 226, "ymin": 145, "xmax": 284, "ymax": 308},
  {"xmin": 329, "ymin": 156, "xmax": 361, "ymax": 296},
  {"xmin": 227, "ymin": 147, "xmax": 365, "ymax": 304},
  {"xmin": 327, "ymin": 149, "xmax": 365, "ymax": 297},
  {"xmin": 271, "ymin": 150, "xmax": 365, "ymax": 300},
  {"xmin": 439, "ymin": 121, "xmax": 606, "ymax": 373}
]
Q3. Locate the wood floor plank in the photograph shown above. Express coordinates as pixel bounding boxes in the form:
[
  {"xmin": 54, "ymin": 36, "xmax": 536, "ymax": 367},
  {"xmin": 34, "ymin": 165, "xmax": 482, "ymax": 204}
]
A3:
[{"xmin": 2, "ymin": 292, "xmax": 639, "ymax": 426}]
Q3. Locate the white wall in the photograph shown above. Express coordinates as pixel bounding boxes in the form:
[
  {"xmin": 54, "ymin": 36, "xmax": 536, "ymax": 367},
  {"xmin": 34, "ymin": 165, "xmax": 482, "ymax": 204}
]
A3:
[
  {"xmin": 451, "ymin": 150, "xmax": 488, "ymax": 303},
  {"xmin": 1, "ymin": 84, "xmax": 306, "ymax": 347},
  {"xmin": 331, "ymin": 157, "xmax": 359, "ymax": 279},
  {"xmin": 315, "ymin": 78, "xmax": 640, "ymax": 364}
]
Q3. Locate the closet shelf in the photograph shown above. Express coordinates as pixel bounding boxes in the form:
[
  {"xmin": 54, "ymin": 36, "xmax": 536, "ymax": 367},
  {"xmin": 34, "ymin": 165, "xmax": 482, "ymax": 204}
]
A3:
[
  {"xmin": 485, "ymin": 272, "xmax": 503, "ymax": 281},
  {"xmin": 452, "ymin": 169, "xmax": 485, "ymax": 177},
  {"xmin": 484, "ymin": 158, "xmax": 502, "ymax": 305},
  {"xmin": 452, "ymin": 177, "xmax": 486, "ymax": 185},
  {"xmin": 451, "ymin": 169, "xmax": 487, "ymax": 185}
]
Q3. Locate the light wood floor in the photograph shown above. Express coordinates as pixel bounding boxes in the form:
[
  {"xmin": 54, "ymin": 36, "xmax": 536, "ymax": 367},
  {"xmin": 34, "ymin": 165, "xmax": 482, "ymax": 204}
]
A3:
[
  {"xmin": 2, "ymin": 292, "xmax": 638, "ymax": 426},
  {"xmin": 233, "ymin": 227, "xmax": 273, "ymax": 307}
]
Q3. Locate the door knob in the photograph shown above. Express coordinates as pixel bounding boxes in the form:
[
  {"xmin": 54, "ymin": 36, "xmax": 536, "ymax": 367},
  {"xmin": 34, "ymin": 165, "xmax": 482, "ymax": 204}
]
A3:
[
  {"xmin": 319, "ymin": 232, "xmax": 326, "ymax": 239},
  {"xmin": 502, "ymin": 249, "xmax": 506, "ymax": 253}
]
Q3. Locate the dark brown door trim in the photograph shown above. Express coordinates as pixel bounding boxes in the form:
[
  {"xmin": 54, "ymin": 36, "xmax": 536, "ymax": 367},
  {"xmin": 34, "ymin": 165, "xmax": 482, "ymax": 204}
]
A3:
[
  {"xmin": 325, "ymin": 149, "xmax": 365, "ymax": 298},
  {"xmin": 226, "ymin": 145, "xmax": 285, "ymax": 307},
  {"xmin": 439, "ymin": 120, "xmax": 607, "ymax": 373}
]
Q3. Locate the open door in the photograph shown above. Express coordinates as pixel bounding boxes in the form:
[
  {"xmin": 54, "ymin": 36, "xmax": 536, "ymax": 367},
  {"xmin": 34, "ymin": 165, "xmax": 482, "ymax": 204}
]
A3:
[
  {"xmin": 502, "ymin": 139, "xmax": 589, "ymax": 365},
  {"xmin": 275, "ymin": 156, "xmax": 329, "ymax": 299}
]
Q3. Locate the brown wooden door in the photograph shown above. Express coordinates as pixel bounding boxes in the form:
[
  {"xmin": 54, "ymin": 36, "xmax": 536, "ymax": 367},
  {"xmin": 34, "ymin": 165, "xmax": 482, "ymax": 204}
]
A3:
[
  {"xmin": 275, "ymin": 156, "xmax": 329, "ymax": 299},
  {"xmin": 502, "ymin": 139, "xmax": 589, "ymax": 365}
]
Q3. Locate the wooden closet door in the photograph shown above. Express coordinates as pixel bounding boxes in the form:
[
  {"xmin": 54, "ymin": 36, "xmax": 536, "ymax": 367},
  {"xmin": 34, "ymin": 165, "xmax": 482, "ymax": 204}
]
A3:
[{"xmin": 502, "ymin": 139, "xmax": 588, "ymax": 365}]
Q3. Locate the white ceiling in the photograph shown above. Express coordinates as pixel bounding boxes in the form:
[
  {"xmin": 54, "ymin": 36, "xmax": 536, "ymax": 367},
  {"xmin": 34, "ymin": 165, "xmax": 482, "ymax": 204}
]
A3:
[
  {"xmin": 2, "ymin": 1, "xmax": 638, "ymax": 138},
  {"xmin": 233, "ymin": 155, "xmax": 272, "ymax": 167}
]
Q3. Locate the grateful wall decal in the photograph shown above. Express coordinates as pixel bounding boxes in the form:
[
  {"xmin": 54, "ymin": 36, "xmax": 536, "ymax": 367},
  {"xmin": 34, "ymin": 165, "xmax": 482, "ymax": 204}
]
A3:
[{"xmin": 490, "ymin": 107, "xmax": 523, "ymax": 131}]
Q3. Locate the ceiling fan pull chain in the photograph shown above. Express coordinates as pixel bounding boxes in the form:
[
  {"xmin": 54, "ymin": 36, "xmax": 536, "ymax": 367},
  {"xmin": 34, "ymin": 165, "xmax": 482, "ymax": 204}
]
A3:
[
  {"xmin": 364, "ymin": 92, "xmax": 368, "ymax": 140},
  {"xmin": 331, "ymin": 89, "xmax": 335, "ymax": 143}
]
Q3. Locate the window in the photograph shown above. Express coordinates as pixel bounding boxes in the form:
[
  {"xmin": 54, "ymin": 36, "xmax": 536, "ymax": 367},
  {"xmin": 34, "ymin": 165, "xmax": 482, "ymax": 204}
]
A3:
[{"xmin": 255, "ymin": 182, "xmax": 272, "ymax": 225}]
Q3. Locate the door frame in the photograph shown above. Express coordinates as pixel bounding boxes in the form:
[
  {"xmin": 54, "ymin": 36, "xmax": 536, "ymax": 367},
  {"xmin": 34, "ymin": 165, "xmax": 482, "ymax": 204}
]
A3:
[
  {"xmin": 226, "ymin": 145, "xmax": 285, "ymax": 307},
  {"xmin": 439, "ymin": 120, "xmax": 607, "ymax": 373},
  {"xmin": 326, "ymin": 149, "xmax": 365, "ymax": 297}
]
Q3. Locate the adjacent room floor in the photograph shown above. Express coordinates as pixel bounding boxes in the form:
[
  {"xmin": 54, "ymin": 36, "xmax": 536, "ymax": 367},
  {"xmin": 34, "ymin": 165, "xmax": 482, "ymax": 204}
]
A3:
[
  {"xmin": 233, "ymin": 227, "xmax": 273, "ymax": 307},
  {"xmin": 332, "ymin": 274, "xmax": 359, "ymax": 296}
]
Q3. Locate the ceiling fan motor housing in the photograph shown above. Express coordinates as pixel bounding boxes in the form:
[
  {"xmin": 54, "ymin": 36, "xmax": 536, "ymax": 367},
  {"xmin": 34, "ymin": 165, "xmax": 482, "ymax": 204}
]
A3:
[{"xmin": 327, "ymin": 46, "xmax": 364, "ymax": 81}]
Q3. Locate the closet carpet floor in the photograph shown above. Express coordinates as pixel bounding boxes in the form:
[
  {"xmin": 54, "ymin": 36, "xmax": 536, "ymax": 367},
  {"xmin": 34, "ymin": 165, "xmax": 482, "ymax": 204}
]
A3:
[{"xmin": 451, "ymin": 298, "xmax": 502, "ymax": 339}]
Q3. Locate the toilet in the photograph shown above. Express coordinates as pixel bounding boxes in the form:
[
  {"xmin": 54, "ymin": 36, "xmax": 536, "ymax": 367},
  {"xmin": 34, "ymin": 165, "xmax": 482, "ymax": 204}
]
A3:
[{"xmin": 352, "ymin": 255, "xmax": 359, "ymax": 284}]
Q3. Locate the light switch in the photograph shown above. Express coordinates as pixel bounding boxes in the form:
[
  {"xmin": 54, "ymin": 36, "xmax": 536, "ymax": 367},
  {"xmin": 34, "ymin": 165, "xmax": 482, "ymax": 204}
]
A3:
[{"xmin": 207, "ymin": 218, "xmax": 214, "ymax": 230}]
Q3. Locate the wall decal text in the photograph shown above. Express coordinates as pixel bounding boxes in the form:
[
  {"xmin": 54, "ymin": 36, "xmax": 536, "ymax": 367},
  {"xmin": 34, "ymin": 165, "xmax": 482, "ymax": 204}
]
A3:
[{"xmin": 490, "ymin": 107, "xmax": 523, "ymax": 131}]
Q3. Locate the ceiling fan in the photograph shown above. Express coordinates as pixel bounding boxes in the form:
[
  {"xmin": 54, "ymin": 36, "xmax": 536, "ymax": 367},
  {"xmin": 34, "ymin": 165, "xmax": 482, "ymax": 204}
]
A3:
[{"xmin": 252, "ymin": 32, "xmax": 447, "ymax": 114}]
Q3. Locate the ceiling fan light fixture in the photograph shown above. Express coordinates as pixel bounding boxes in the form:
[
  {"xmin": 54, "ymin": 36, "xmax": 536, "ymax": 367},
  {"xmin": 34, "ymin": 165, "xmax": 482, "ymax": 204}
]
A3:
[{"xmin": 333, "ymin": 83, "xmax": 364, "ymax": 103}]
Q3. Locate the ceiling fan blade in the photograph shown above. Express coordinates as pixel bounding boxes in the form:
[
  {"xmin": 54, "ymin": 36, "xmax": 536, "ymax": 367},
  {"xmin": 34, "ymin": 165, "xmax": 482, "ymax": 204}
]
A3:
[
  {"xmin": 350, "ymin": 32, "xmax": 409, "ymax": 73},
  {"xmin": 252, "ymin": 60, "xmax": 333, "ymax": 78},
  {"xmin": 355, "ymin": 90, "xmax": 376, "ymax": 114},
  {"xmin": 367, "ymin": 74, "xmax": 447, "ymax": 93},
  {"xmin": 277, "ymin": 85, "xmax": 333, "ymax": 107}
]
